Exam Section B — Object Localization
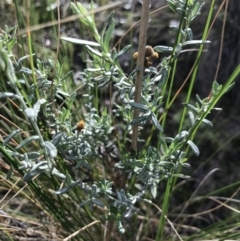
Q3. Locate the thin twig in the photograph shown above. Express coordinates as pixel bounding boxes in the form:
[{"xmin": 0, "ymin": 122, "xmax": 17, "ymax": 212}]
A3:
[{"xmin": 131, "ymin": 0, "xmax": 151, "ymax": 151}]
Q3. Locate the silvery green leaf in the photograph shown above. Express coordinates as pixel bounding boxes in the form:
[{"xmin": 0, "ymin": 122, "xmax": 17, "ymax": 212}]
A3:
[
  {"xmin": 55, "ymin": 186, "xmax": 70, "ymax": 195},
  {"xmin": 202, "ymin": 118, "xmax": 213, "ymax": 127},
  {"xmin": 117, "ymin": 220, "xmax": 125, "ymax": 233},
  {"xmin": 30, "ymin": 161, "xmax": 48, "ymax": 172},
  {"xmin": 27, "ymin": 152, "xmax": 41, "ymax": 158},
  {"xmin": 87, "ymin": 68, "xmax": 102, "ymax": 72},
  {"xmin": 98, "ymin": 78, "xmax": 112, "ymax": 88},
  {"xmin": 130, "ymin": 114, "xmax": 150, "ymax": 125},
  {"xmin": 15, "ymin": 136, "xmax": 40, "ymax": 150},
  {"xmin": 188, "ymin": 111, "xmax": 195, "ymax": 126},
  {"xmin": 182, "ymin": 103, "xmax": 198, "ymax": 115},
  {"xmin": 3, "ymin": 129, "xmax": 21, "ymax": 146},
  {"xmin": 172, "ymin": 173, "xmax": 190, "ymax": 178},
  {"xmin": 61, "ymin": 37, "xmax": 100, "ymax": 46},
  {"xmin": 57, "ymin": 90, "xmax": 70, "ymax": 97},
  {"xmin": 129, "ymin": 68, "xmax": 140, "ymax": 78},
  {"xmin": 113, "ymin": 45, "xmax": 131, "ymax": 60},
  {"xmin": 86, "ymin": 45, "xmax": 102, "ymax": 57},
  {"xmin": 20, "ymin": 67, "xmax": 33, "ymax": 74},
  {"xmin": 172, "ymin": 141, "xmax": 184, "ymax": 153},
  {"xmin": 129, "ymin": 87, "xmax": 135, "ymax": 98},
  {"xmin": 150, "ymin": 184, "xmax": 157, "ymax": 199},
  {"xmin": 115, "ymin": 77, "xmax": 132, "ymax": 87},
  {"xmin": 158, "ymin": 67, "xmax": 168, "ymax": 88},
  {"xmin": 94, "ymin": 75, "xmax": 105, "ymax": 82},
  {"xmin": 186, "ymin": 28, "xmax": 193, "ymax": 40},
  {"xmin": 190, "ymin": 2, "xmax": 205, "ymax": 21},
  {"xmin": 182, "ymin": 40, "xmax": 211, "ymax": 46},
  {"xmin": 187, "ymin": 140, "xmax": 199, "ymax": 156},
  {"xmin": 167, "ymin": 1, "xmax": 176, "ymax": 12},
  {"xmin": 165, "ymin": 137, "xmax": 174, "ymax": 143},
  {"xmin": 0, "ymin": 92, "xmax": 20, "ymax": 99},
  {"xmin": 196, "ymin": 94, "xmax": 203, "ymax": 104},
  {"xmin": 52, "ymin": 133, "xmax": 63, "ymax": 146},
  {"xmin": 154, "ymin": 45, "xmax": 173, "ymax": 52},
  {"xmin": 19, "ymin": 160, "xmax": 32, "ymax": 169},
  {"xmin": 23, "ymin": 169, "xmax": 42, "ymax": 182},
  {"xmin": 151, "ymin": 114, "xmax": 163, "ymax": 132},
  {"xmin": 101, "ymin": 12, "xmax": 115, "ymax": 50},
  {"xmin": 145, "ymin": 67, "xmax": 158, "ymax": 75},
  {"xmin": 175, "ymin": 130, "xmax": 189, "ymax": 140},
  {"xmin": 176, "ymin": 7, "xmax": 184, "ymax": 14},
  {"xmin": 159, "ymin": 136, "xmax": 168, "ymax": 154},
  {"xmin": 104, "ymin": 71, "xmax": 112, "ymax": 76},
  {"xmin": 51, "ymin": 168, "xmax": 66, "ymax": 179},
  {"xmin": 181, "ymin": 162, "xmax": 191, "ymax": 168},
  {"xmin": 17, "ymin": 54, "xmax": 34, "ymax": 66},
  {"xmin": 129, "ymin": 102, "xmax": 148, "ymax": 111},
  {"xmin": 55, "ymin": 179, "xmax": 80, "ymax": 195},
  {"xmin": 124, "ymin": 208, "xmax": 132, "ymax": 219},
  {"xmin": 152, "ymin": 74, "xmax": 162, "ymax": 82},
  {"xmin": 23, "ymin": 161, "xmax": 48, "ymax": 181},
  {"xmin": 42, "ymin": 141, "xmax": 57, "ymax": 158},
  {"xmin": 175, "ymin": 43, "xmax": 182, "ymax": 53}
]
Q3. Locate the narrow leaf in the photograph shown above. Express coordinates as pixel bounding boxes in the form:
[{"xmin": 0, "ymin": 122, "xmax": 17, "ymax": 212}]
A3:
[
  {"xmin": 188, "ymin": 111, "xmax": 195, "ymax": 126},
  {"xmin": 61, "ymin": 37, "xmax": 100, "ymax": 46},
  {"xmin": 98, "ymin": 78, "xmax": 112, "ymax": 88},
  {"xmin": 113, "ymin": 45, "xmax": 131, "ymax": 60},
  {"xmin": 187, "ymin": 140, "xmax": 199, "ymax": 156},
  {"xmin": 154, "ymin": 45, "xmax": 173, "ymax": 52},
  {"xmin": 151, "ymin": 114, "xmax": 163, "ymax": 132},
  {"xmin": 172, "ymin": 173, "xmax": 190, "ymax": 178},
  {"xmin": 158, "ymin": 67, "xmax": 168, "ymax": 88},
  {"xmin": 3, "ymin": 129, "xmax": 21, "ymax": 146},
  {"xmin": 150, "ymin": 185, "xmax": 157, "ymax": 199},
  {"xmin": 182, "ymin": 103, "xmax": 198, "ymax": 115},
  {"xmin": 0, "ymin": 92, "xmax": 20, "ymax": 99},
  {"xmin": 202, "ymin": 118, "xmax": 213, "ymax": 127},
  {"xmin": 86, "ymin": 45, "xmax": 102, "ymax": 57},
  {"xmin": 102, "ymin": 12, "xmax": 115, "ymax": 50},
  {"xmin": 15, "ymin": 136, "xmax": 40, "ymax": 150},
  {"xmin": 42, "ymin": 141, "xmax": 57, "ymax": 158},
  {"xmin": 129, "ymin": 102, "xmax": 149, "ymax": 111},
  {"xmin": 164, "ymin": 137, "xmax": 174, "ymax": 143},
  {"xmin": 130, "ymin": 115, "xmax": 150, "ymax": 125},
  {"xmin": 183, "ymin": 40, "xmax": 211, "ymax": 46}
]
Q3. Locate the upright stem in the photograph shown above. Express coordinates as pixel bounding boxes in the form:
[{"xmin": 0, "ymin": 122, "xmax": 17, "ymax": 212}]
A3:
[{"xmin": 131, "ymin": 0, "xmax": 151, "ymax": 151}]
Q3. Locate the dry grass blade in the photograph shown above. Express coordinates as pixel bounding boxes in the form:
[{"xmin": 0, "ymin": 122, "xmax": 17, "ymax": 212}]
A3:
[{"xmin": 63, "ymin": 220, "xmax": 101, "ymax": 241}]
